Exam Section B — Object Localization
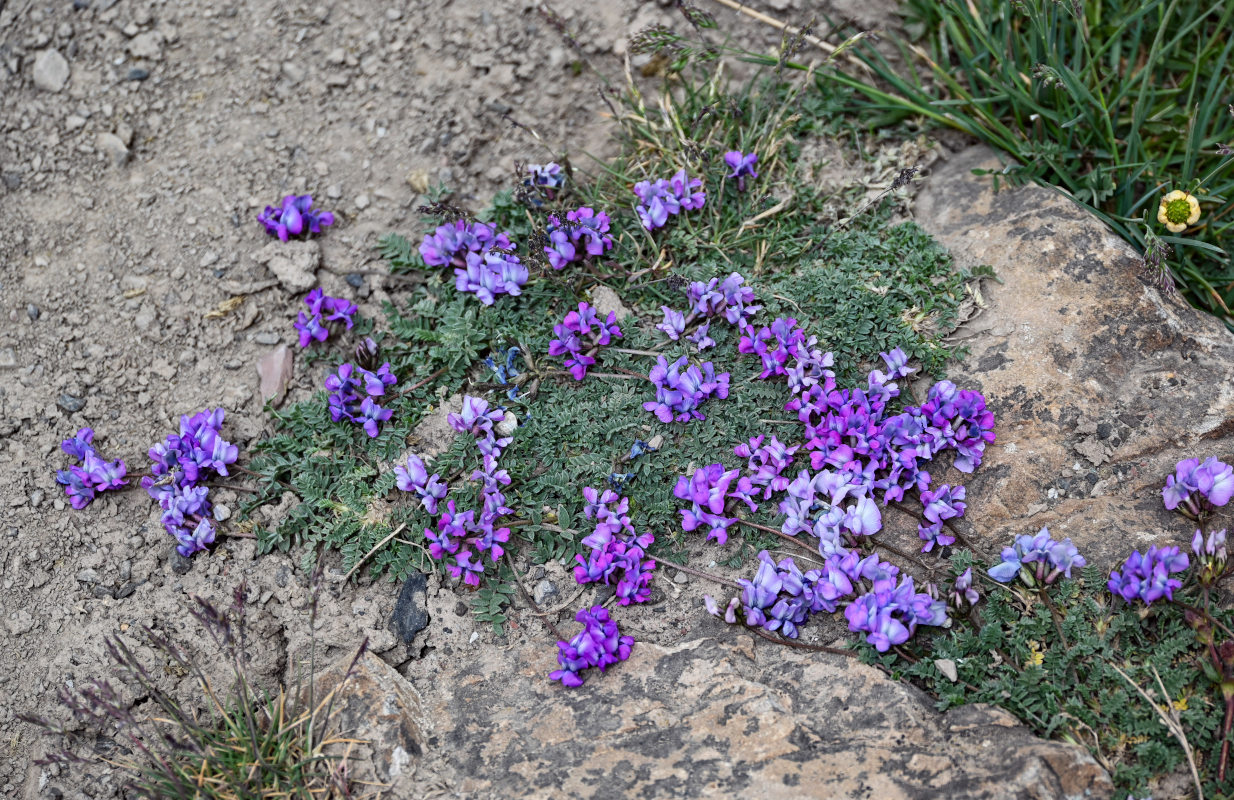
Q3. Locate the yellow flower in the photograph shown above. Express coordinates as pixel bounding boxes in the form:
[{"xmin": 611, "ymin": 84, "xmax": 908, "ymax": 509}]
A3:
[{"xmin": 1157, "ymin": 189, "xmax": 1201, "ymax": 233}]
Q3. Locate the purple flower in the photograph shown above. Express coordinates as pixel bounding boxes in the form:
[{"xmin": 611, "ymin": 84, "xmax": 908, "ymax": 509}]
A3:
[
  {"xmin": 175, "ymin": 518, "xmax": 216, "ymax": 557},
  {"xmin": 550, "ymin": 606, "xmax": 634, "ymax": 687},
  {"xmin": 419, "ymin": 219, "xmax": 511, "ymax": 268},
  {"xmin": 60, "ymin": 428, "xmax": 95, "ymax": 460},
  {"xmin": 326, "ymin": 362, "xmax": 399, "ymax": 436},
  {"xmin": 1108, "ymin": 546, "xmax": 1190, "ymax": 605},
  {"xmin": 951, "ymin": 568, "xmax": 979, "ymax": 609},
  {"xmin": 395, "ymin": 454, "xmax": 448, "ymax": 514},
  {"xmin": 527, "ymin": 162, "xmax": 564, "ymax": 189},
  {"xmin": 56, "ymin": 467, "xmax": 96, "ymax": 510},
  {"xmin": 656, "ymin": 306, "xmax": 687, "ymax": 340},
  {"xmin": 455, "ymin": 250, "xmax": 527, "ymax": 306},
  {"xmin": 448, "ymin": 395, "xmax": 504, "ymax": 440},
  {"xmin": 548, "ymin": 302, "xmax": 620, "ymax": 380},
  {"xmin": 1163, "ymin": 456, "xmax": 1234, "ymax": 517},
  {"xmin": 689, "ymin": 321, "xmax": 716, "ymax": 351},
  {"xmin": 643, "ymin": 356, "xmax": 730, "ymax": 423},
  {"xmin": 449, "ymin": 549, "xmax": 486, "ymax": 587},
  {"xmin": 670, "ymin": 169, "xmax": 706, "ymax": 211},
  {"xmin": 723, "ymin": 150, "xmax": 759, "ymax": 191},
  {"xmin": 1192, "ymin": 528, "xmax": 1228, "ymax": 586},
  {"xmin": 545, "ymin": 208, "xmax": 614, "ymax": 268},
  {"xmin": 294, "ymin": 311, "xmax": 330, "ymax": 347},
  {"xmin": 989, "ymin": 527, "xmax": 1085, "ymax": 585},
  {"xmin": 258, "ymin": 194, "xmax": 335, "ymax": 241},
  {"xmin": 56, "ymin": 428, "xmax": 127, "ymax": 509},
  {"xmin": 845, "ymin": 593, "xmax": 910, "ymax": 652},
  {"xmin": 633, "ymin": 170, "xmax": 704, "ymax": 231},
  {"xmin": 918, "ymin": 484, "xmax": 966, "ymax": 552}
]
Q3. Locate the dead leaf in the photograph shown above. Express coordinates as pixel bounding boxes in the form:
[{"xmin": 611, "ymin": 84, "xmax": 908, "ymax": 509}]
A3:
[
  {"xmin": 257, "ymin": 345, "xmax": 294, "ymax": 407},
  {"xmin": 204, "ymin": 296, "xmax": 245, "ymax": 319}
]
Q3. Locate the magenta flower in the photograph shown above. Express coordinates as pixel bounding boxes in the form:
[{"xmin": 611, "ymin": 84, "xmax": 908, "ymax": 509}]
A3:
[
  {"xmin": 1163, "ymin": 456, "xmax": 1234, "ymax": 517},
  {"xmin": 549, "ymin": 606, "xmax": 634, "ymax": 687},
  {"xmin": 56, "ymin": 427, "xmax": 128, "ymax": 510},
  {"xmin": 547, "ymin": 302, "xmax": 620, "ymax": 381},
  {"xmin": 1108, "ymin": 546, "xmax": 1190, "ymax": 605},
  {"xmin": 258, "ymin": 194, "xmax": 335, "ymax": 241},
  {"xmin": 723, "ymin": 150, "xmax": 759, "ymax": 191}
]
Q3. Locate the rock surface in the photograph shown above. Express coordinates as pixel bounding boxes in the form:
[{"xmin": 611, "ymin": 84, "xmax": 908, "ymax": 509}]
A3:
[
  {"xmin": 407, "ymin": 634, "xmax": 1111, "ymax": 799},
  {"xmin": 253, "ymin": 239, "xmax": 321, "ymax": 292},
  {"xmin": 31, "ymin": 49, "xmax": 69, "ymax": 92},
  {"xmin": 913, "ymin": 146, "xmax": 1234, "ymax": 568},
  {"xmin": 306, "ymin": 650, "xmax": 427, "ymax": 795}
]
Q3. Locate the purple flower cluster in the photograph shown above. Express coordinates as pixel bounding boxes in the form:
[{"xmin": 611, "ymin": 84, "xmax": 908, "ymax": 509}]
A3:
[
  {"xmin": 724, "ymin": 150, "xmax": 758, "ymax": 192},
  {"xmin": 294, "ymin": 288, "xmax": 357, "ymax": 348},
  {"xmin": 420, "ymin": 396, "xmax": 515, "ymax": 587},
  {"xmin": 687, "ymin": 273, "xmax": 761, "ymax": 326},
  {"xmin": 544, "ymin": 207, "xmax": 614, "ymax": 270},
  {"xmin": 394, "ymin": 454, "xmax": 447, "ymax": 514},
  {"xmin": 705, "ymin": 549, "xmax": 946, "ymax": 647},
  {"xmin": 1108, "ymin": 546, "xmax": 1190, "ymax": 605},
  {"xmin": 951, "ymin": 568, "xmax": 979, "ymax": 610},
  {"xmin": 1162, "ymin": 456, "xmax": 1234, "ymax": 517},
  {"xmin": 988, "ymin": 527, "xmax": 1086, "ymax": 585},
  {"xmin": 419, "ymin": 219, "xmax": 512, "ymax": 268},
  {"xmin": 454, "ymin": 249, "xmax": 528, "ymax": 306},
  {"xmin": 548, "ymin": 302, "xmax": 623, "ymax": 380},
  {"xmin": 258, "ymin": 194, "xmax": 334, "ymax": 241},
  {"xmin": 739, "ymin": 317, "xmax": 820, "ymax": 380},
  {"xmin": 1192, "ymin": 528, "xmax": 1228, "ymax": 587},
  {"xmin": 634, "ymin": 169, "xmax": 706, "ymax": 231},
  {"xmin": 56, "ymin": 428, "xmax": 128, "ymax": 510},
  {"xmin": 674, "ymin": 464, "xmax": 740, "ymax": 544},
  {"xmin": 325, "ymin": 362, "xmax": 397, "ymax": 437},
  {"xmin": 573, "ymin": 487, "xmax": 656, "ymax": 605},
  {"xmin": 918, "ymin": 484, "xmax": 966, "ymax": 552},
  {"xmin": 643, "ymin": 355, "xmax": 730, "ymax": 423},
  {"xmin": 844, "ymin": 572, "xmax": 948, "ymax": 652},
  {"xmin": 527, "ymin": 162, "xmax": 565, "ymax": 190},
  {"xmin": 656, "ymin": 273, "xmax": 762, "ymax": 352},
  {"xmin": 550, "ymin": 606, "xmax": 634, "ymax": 687},
  {"xmin": 140, "ymin": 409, "xmax": 238, "ymax": 557},
  {"xmin": 732, "ymin": 435, "xmax": 798, "ymax": 504}
]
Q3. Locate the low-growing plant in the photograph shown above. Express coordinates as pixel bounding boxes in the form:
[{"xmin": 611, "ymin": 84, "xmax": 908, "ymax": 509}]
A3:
[
  {"xmin": 807, "ymin": 0, "xmax": 1234, "ymax": 326},
  {"xmin": 20, "ymin": 575, "xmax": 365, "ymax": 799}
]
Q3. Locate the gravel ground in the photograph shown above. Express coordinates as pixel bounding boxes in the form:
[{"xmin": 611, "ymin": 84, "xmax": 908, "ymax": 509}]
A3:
[{"xmin": 0, "ymin": 0, "xmax": 907, "ymax": 796}]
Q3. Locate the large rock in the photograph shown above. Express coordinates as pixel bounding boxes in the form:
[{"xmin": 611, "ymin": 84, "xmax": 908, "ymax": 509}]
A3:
[
  {"xmin": 308, "ymin": 650, "xmax": 427, "ymax": 794},
  {"xmin": 913, "ymin": 145, "xmax": 1234, "ymax": 568},
  {"xmin": 412, "ymin": 634, "xmax": 1110, "ymax": 798}
]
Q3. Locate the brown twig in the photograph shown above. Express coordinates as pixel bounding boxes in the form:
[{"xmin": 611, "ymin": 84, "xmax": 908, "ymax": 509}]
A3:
[
  {"xmin": 342, "ymin": 523, "xmax": 408, "ymax": 582},
  {"xmin": 398, "ymin": 367, "xmax": 448, "ymax": 397}
]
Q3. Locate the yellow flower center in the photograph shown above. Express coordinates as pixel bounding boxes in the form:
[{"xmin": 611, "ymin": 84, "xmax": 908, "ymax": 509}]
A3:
[{"xmin": 1165, "ymin": 198, "xmax": 1193, "ymax": 225}]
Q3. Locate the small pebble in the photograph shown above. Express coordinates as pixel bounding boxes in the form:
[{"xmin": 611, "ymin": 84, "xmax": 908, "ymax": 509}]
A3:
[
  {"xmin": 355, "ymin": 193, "xmax": 370, "ymax": 210},
  {"xmin": 26, "ymin": 304, "xmax": 38, "ymax": 320},
  {"xmin": 214, "ymin": 504, "xmax": 231, "ymax": 521},
  {"xmin": 673, "ymin": 570, "xmax": 689, "ymax": 585},
  {"xmin": 254, "ymin": 331, "xmax": 280, "ymax": 345},
  {"xmin": 57, "ymin": 393, "xmax": 85, "ymax": 413},
  {"xmin": 126, "ymin": 67, "xmax": 150, "ymax": 81},
  {"xmin": 344, "ymin": 273, "xmax": 364, "ymax": 289},
  {"xmin": 170, "ymin": 551, "xmax": 193, "ymax": 575}
]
